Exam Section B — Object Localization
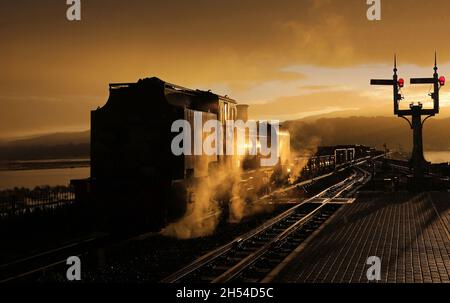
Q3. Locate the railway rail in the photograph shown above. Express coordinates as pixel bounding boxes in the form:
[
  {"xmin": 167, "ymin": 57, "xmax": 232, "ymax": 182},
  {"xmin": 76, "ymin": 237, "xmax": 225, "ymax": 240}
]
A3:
[
  {"xmin": 162, "ymin": 165, "xmax": 371, "ymax": 283},
  {"xmin": 0, "ymin": 162, "xmax": 372, "ymax": 284},
  {"xmin": 0, "ymin": 233, "xmax": 110, "ymax": 283}
]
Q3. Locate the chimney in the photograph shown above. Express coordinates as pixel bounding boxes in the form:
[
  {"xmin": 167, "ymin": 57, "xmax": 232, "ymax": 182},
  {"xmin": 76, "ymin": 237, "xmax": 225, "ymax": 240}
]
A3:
[{"xmin": 236, "ymin": 104, "xmax": 249, "ymax": 122}]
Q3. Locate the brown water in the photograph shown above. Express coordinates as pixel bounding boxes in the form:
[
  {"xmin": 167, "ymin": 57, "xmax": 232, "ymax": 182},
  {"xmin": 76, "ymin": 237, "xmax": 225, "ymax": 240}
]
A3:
[
  {"xmin": 425, "ymin": 151, "xmax": 450, "ymax": 164},
  {"xmin": 0, "ymin": 151, "xmax": 448, "ymax": 190},
  {"xmin": 0, "ymin": 167, "xmax": 90, "ymax": 190}
]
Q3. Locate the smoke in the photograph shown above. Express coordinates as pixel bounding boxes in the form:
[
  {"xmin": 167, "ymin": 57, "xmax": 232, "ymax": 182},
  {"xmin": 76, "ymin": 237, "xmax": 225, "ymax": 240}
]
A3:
[
  {"xmin": 228, "ymin": 167, "xmax": 274, "ymax": 224},
  {"xmin": 161, "ymin": 164, "xmax": 243, "ymax": 239},
  {"xmin": 160, "ymin": 172, "xmax": 222, "ymax": 239},
  {"xmin": 161, "ymin": 122, "xmax": 322, "ymax": 240},
  {"xmin": 287, "ymin": 153, "xmax": 308, "ymax": 184},
  {"xmin": 282, "ymin": 120, "xmax": 322, "ymax": 184},
  {"xmin": 161, "ymin": 162, "xmax": 279, "ymax": 239}
]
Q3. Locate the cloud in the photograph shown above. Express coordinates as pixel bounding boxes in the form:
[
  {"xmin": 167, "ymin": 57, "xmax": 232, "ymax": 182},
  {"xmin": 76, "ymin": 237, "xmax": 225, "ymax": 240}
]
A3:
[
  {"xmin": 3, "ymin": 0, "xmax": 450, "ymax": 136},
  {"xmin": 0, "ymin": 95, "xmax": 96, "ymax": 138},
  {"xmin": 248, "ymin": 90, "xmax": 390, "ymax": 121}
]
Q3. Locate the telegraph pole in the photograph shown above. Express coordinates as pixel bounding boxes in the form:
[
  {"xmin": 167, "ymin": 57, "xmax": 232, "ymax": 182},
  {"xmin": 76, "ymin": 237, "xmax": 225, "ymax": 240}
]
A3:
[{"xmin": 371, "ymin": 54, "xmax": 445, "ymax": 180}]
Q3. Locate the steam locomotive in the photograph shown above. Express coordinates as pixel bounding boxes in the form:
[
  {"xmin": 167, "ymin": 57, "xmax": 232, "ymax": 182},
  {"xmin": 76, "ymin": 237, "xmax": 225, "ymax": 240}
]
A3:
[
  {"xmin": 80, "ymin": 77, "xmax": 290, "ymax": 229},
  {"xmin": 72, "ymin": 77, "xmax": 377, "ymax": 231}
]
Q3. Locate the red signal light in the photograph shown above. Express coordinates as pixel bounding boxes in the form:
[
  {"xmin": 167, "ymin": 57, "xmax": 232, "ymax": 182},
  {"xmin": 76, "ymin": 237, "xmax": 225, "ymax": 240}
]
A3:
[
  {"xmin": 397, "ymin": 78, "xmax": 404, "ymax": 88},
  {"xmin": 439, "ymin": 76, "xmax": 445, "ymax": 86}
]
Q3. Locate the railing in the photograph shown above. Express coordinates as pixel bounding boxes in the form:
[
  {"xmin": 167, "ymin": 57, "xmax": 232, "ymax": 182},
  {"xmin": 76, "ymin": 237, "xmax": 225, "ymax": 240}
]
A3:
[{"xmin": 0, "ymin": 186, "xmax": 75, "ymax": 216}]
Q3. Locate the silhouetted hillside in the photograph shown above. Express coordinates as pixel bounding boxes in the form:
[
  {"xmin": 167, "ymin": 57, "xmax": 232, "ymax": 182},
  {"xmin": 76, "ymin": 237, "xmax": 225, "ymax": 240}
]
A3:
[
  {"xmin": 3, "ymin": 131, "xmax": 90, "ymax": 147},
  {"xmin": 0, "ymin": 131, "xmax": 90, "ymax": 161},
  {"xmin": 1, "ymin": 116, "xmax": 450, "ymax": 161},
  {"xmin": 284, "ymin": 116, "xmax": 450, "ymax": 153}
]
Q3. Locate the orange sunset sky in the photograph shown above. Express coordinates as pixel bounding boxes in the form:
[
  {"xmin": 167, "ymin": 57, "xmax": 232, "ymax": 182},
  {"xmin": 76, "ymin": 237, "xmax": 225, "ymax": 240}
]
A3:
[{"xmin": 2, "ymin": 0, "xmax": 450, "ymax": 138}]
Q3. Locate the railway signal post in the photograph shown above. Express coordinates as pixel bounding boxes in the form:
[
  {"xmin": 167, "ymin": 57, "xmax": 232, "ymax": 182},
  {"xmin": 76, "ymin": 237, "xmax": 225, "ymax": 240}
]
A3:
[{"xmin": 371, "ymin": 54, "xmax": 445, "ymax": 180}]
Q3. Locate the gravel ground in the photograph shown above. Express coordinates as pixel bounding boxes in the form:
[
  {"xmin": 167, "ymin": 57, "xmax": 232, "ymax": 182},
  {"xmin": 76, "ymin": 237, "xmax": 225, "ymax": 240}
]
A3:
[
  {"xmin": 39, "ymin": 204, "xmax": 293, "ymax": 282},
  {"xmin": 30, "ymin": 171, "xmax": 351, "ymax": 283}
]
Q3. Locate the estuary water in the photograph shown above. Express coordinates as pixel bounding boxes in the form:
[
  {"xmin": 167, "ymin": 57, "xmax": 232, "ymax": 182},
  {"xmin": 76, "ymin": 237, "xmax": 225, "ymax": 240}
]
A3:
[
  {"xmin": 0, "ymin": 152, "xmax": 449, "ymax": 190},
  {"xmin": 0, "ymin": 167, "xmax": 90, "ymax": 190}
]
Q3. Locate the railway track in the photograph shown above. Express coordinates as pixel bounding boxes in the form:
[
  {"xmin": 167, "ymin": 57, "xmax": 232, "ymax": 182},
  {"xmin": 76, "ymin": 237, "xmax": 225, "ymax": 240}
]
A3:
[
  {"xmin": 162, "ymin": 166, "xmax": 371, "ymax": 283},
  {"xmin": 0, "ymin": 233, "xmax": 110, "ymax": 283},
  {"xmin": 0, "ymin": 163, "xmax": 372, "ymax": 283}
]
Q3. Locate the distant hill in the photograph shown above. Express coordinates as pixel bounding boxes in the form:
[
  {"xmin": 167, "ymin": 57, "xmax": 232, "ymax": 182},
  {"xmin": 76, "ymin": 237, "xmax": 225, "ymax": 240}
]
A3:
[
  {"xmin": 0, "ymin": 131, "xmax": 90, "ymax": 161},
  {"xmin": 284, "ymin": 116, "xmax": 450, "ymax": 154},
  {"xmin": 2, "ymin": 131, "xmax": 90, "ymax": 147},
  {"xmin": 1, "ymin": 116, "xmax": 450, "ymax": 161}
]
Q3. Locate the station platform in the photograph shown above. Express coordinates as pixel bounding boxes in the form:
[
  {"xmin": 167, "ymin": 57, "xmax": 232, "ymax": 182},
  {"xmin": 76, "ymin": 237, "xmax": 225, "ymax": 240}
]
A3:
[{"xmin": 273, "ymin": 191, "xmax": 450, "ymax": 283}]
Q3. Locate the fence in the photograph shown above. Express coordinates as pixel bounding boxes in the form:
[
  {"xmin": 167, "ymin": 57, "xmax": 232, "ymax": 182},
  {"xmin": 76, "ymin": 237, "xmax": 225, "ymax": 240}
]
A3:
[{"xmin": 0, "ymin": 186, "xmax": 76, "ymax": 216}]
